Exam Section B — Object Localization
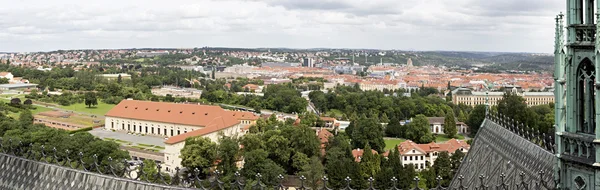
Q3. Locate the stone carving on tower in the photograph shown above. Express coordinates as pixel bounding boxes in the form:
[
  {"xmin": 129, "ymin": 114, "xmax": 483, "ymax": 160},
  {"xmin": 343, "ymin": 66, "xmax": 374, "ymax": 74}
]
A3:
[{"xmin": 555, "ymin": 0, "xmax": 600, "ymax": 189}]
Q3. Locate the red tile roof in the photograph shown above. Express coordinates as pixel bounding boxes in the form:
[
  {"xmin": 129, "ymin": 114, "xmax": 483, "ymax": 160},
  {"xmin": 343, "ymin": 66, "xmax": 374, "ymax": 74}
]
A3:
[
  {"xmin": 351, "ymin": 148, "xmax": 378, "ymax": 162},
  {"xmin": 228, "ymin": 111, "xmax": 259, "ymax": 120},
  {"xmin": 398, "ymin": 139, "xmax": 470, "ymax": 155}
]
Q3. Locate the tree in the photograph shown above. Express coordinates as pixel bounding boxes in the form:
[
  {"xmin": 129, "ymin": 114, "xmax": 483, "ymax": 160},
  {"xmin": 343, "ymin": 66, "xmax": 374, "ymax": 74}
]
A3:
[
  {"xmin": 23, "ymin": 99, "xmax": 33, "ymax": 105},
  {"xmin": 466, "ymin": 105, "xmax": 486, "ymax": 137},
  {"xmin": 385, "ymin": 117, "xmax": 402, "ymax": 138},
  {"xmin": 375, "ymin": 154, "xmax": 396, "ymax": 189},
  {"xmin": 242, "ymin": 149, "xmax": 285, "ymax": 185},
  {"xmin": 180, "ymin": 137, "xmax": 218, "ymax": 177},
  {"xmin": 421, "ymin": 168, "xmax": 437, "ymax": 189},
  {"xmin": 457, "ymin": 110, "xmax": 467, "ymax": 122},
  {"xmin": 432, "ymin": 152, "xmax": 452, "ymax": 187},
  {"xmin": 398, "ymin": 164, "xmax": 416, "ymax": 189},
  {"xmin": 351, "ymin": 116, "xmax": 385, "ymax": 152},
  {"xmin": 443, "ymin": 111, "xmax": 457, "ymax": 138},
  {"xmin": 117, "ymin": 74, "xmax": 122, "ymax": 83},
  {"xmin": 450, "ymin": 149, "xmax": 465, "ymax": 175},
  {"xmin": 405, "ymin": 114, "xmax": 433, "ymax": 143},
  {"xmin": 380, "ymin": 112, "xmax": 390, "ymax": 123},
  {"xmin": 140, "ymin": 160, "xmax": 160, "ymax": 182},
  {"xmin": 84, "ymin": 92, "xmax": 98, "ymax": 108},
  {"xmin": 497, "ymin": 92, "xmax": 534, "ymax": 129},
  {"xmin": 299, "ymin": 156, "xmax": 325, "ymax": 189},
  {"xmin": 0, "ymin": 78, "xmax": 8, "ymax": 84},
  {"xmin": 19, "ymin": 110, "xmax": 34, "ymax": 126},
  {"xmin": 360, "ymin": 144, "xmax": 380, "ymax": 177},
  {"xmin": 325, "ymin": 135, "xmax": 366, "ymax": 189},
  {"xmin": 217, "ymin": 136, "xmax": 240, "ymax": 176},
  {"xmin": 10, "ymin": 98, "xmax": 21, "ymax": 105}
]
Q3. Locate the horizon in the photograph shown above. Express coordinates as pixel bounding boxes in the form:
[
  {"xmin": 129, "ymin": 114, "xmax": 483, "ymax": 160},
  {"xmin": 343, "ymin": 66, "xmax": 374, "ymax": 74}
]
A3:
[{"xmin": 0, "ymin": 47, "xmax": 553, "ymax": 55}]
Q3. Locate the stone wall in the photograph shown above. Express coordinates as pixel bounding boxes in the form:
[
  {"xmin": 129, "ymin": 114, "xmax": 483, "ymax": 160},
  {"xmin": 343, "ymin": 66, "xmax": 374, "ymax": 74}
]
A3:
[{"xmin": 0, "ymin": 153, "xmax": 191, "ymax": 190}]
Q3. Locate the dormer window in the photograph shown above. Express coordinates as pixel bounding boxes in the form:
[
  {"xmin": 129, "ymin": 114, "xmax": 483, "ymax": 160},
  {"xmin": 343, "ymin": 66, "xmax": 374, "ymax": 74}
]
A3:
[
  {"xmin": 145, "ymin": 108, "xmax": 148, "ymax": 110},
  {"xmin": 168, "ymin": 110, "xmax": 171, "ymax": 113},
  {"xmin": 412, "ymin": 150, "xmax": 415, "ymax": 153},
  {"xmin": 125, "ymin": 106, "xmax": 128, "ymax": 108},
  {"xmin": 192, "ymin": 112, "xmax": 195, "ymax": 115},
  {"xmin": 180, "ymin": 111, "xmax": 183, "ymax": 114},
  {"xmin": 135, "ymin": 107, "xmax": 138, "ymax": 109}
]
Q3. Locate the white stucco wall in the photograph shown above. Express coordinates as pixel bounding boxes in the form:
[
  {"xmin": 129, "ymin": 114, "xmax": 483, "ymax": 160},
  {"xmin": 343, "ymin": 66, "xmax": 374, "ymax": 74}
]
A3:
[
  {"xmin": 105, "ymin": 116, "xmax": 201, "ymax": 137},
  {"xmin": 401, "ymin": 149, "xmax": 427, "ymax": 171}
]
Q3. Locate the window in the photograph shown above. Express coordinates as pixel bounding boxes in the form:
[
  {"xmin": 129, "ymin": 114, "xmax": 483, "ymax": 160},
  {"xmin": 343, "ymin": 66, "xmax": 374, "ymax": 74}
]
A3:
[
  {"xmin": 139, "ymin": 126, "xmax": 142, "ymax": 133},
  {"xmin": 111, "ymin": 122, "xmax": 114, "ymax": 129},
  {"xmin": 152, "ymin": 127, "xmax": 154, "ymax": 134},
  {"xmin": 171, "ymin": 130, "xmax": 174, "ymax": 136},
  {"xmin": 145, "ymin": 127, "xmax": 148, "ymax": 133},
  {"xmin": 177, "ymin": 130, "xmax": 180, "ymax": 135},
  {"xmin": 576, "ymin": 59, "xmax": 596, "ymax": 134},
  {"xmin": 410, "ymin": 156, "xmax": 413, "ymax": 161},
  {"xmin": 412, "ymin": 150, "xmax": 415, "ymax": 153},
  {"xmin": 128, "ymin": 124, "xmax": 130, "ymax": 131},
  {"xmin": 420, "ymin": 156, "xmax": 423, "ymax": 160},
  {"xmin": 404, "ymin": 156, "xmax": 407, "ymax": 161},
  {"xmin": 420, "ymin": 164, "xmax": 424, "ymax": 169},
  {"xmin": 164, "ymin": 129, "xmax": 167, "ymax": 136},
  {"xmin": 122, "ymin": 124, "xmax": 125, "ymax": 130},
  {"xmin": 133, "ymin": 125, "xmax": 136, "ymax": 132}
]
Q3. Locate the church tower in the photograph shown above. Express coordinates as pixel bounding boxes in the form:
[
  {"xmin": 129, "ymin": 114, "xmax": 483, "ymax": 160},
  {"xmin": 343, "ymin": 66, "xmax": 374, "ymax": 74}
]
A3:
[{"xmin": 555, "ymin": 0, "xmax": 600, "ymax": 189}]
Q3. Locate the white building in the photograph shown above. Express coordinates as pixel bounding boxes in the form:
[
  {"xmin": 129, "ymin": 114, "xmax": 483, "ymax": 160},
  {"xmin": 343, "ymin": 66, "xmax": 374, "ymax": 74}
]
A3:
[
  {"xmin": 397, "ymin": 139, "xmax": 470, "ymax": 171},
  {"xmin": 0, "ymin": 72, "xmax": 13, "ymax": 81},
  {"xmin": 105, "ymin": 100, "xmax": 258, "ymax": 174},
  {"xmin": 427, "ymin": 117, "xmax": 469, "ymax": 135}
]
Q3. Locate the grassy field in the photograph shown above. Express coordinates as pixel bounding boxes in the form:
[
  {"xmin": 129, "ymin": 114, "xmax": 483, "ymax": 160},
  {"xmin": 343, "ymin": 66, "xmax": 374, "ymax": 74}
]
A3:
[
  {"xmin": 58, "ymin": 102, "xmax": 116, "ymax": 116},
  {"xmin": 0, "ymin": 94, "xmax": 25, "ymax": 99},
  {"xmin": 384, "ymin": 138, "xmax": 406, "ymax": 150},
  {"xmin": 435, "ymin": 134, "xmax": 466, "ymax": 142},
  {"xmin": 31, "ymin": 106, "xmax": 54, "ymax": 115},
  {"xmin": 326, "ymin": 109, "xmax": 344, "ymax": 118}
]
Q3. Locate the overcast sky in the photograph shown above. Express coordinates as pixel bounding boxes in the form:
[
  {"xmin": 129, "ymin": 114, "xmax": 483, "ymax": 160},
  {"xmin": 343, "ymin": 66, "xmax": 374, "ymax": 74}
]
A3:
[{"xmin": 0, "ymin": 0, "xmax": 564, "ymax": 53}]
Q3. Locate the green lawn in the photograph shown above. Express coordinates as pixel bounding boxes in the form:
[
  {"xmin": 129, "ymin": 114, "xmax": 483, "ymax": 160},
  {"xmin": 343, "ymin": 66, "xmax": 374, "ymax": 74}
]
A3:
[
  {"xmin": 326, "ymin": 109, "xmax": 344, "ymax": 117},
  {"xmin": 31, "ymin": 106, "xmax": 53, "ymax": 115},
  {"xmin": 435, "ymin": 134, "xmax": 466, "ymax": 142},
  {"xmin": 384, "ymin": 138, "xmax": 406, "ymax": 150},
  {"xmin": 58, "ymin": 102, "xmax": 115, "ymax": 116}
]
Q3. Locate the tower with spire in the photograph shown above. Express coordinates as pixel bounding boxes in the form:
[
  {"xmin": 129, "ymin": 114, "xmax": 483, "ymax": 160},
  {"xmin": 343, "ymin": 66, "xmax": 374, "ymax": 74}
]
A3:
[{"xmin": 554, "ymin": 0, "xmax": 600, "ymax": 189}]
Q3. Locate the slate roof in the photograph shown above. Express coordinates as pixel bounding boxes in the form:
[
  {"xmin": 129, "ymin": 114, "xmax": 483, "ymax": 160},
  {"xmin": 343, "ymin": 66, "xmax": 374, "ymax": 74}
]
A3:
[
  {"xmin": 450, "ymin": 119, "xmax": 555, "ymax": 189},
  {"xmin": 0, "ymin": 153, "xmax": 192, "ymax": 190}
]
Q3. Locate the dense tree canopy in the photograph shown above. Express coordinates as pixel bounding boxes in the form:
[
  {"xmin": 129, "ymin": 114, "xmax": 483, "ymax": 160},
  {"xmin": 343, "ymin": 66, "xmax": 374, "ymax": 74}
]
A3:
[{"xmin": 180, "ymin": 137, "xmax": 218, "ymax": 177}]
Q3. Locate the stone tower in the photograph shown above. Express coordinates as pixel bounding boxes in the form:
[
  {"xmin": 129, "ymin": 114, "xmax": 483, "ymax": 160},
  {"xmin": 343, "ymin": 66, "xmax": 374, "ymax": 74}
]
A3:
[
  {"xmin": 407, "ymin": 58, "xmax": 413, "ymax": 67},
  {"xmin": 554, "ymin": 1, "xmax": 600, "ymax": 189}
]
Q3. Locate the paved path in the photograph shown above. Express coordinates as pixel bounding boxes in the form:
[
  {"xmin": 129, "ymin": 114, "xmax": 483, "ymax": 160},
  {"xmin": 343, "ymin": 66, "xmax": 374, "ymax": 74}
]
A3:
[{"xmin": 88, "ymin": 128, "xmax": 166, "ymax": 147}]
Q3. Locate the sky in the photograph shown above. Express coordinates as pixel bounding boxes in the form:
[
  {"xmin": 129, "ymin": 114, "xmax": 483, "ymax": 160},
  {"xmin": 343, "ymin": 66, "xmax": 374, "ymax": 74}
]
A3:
[{"xmin": 0, "ymin": 0, "xmax": 564, "ymax": 53}]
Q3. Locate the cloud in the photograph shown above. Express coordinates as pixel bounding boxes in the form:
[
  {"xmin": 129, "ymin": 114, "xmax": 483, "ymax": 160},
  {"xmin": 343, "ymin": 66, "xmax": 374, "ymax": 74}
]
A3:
[{"xmin": 0, "ymin": 0, "xmax": 564, "ymax": 53}]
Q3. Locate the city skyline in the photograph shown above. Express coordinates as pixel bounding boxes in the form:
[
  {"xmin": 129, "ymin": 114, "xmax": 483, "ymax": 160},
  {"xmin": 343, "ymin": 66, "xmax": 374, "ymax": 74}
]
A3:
[{"xmin": 1, "ymin": 0, "xmax": 561, "ymax": 53}]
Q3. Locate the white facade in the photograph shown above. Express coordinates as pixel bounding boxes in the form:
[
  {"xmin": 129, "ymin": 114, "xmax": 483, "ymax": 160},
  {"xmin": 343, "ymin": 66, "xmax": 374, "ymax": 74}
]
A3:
[
  {"xmin": 105, "ymin": 116, "xmax": 200, "ymax": 137},
  {"xmin": 401, "ymin": 149, "xmax": 428, "ymax": 170},
  {"xmin": 0, "ymin": 72, "xmax": 13, "ymax": 81},
  {"xmin": 163, "ymin": 125, "xmax": 240, "ymax": 174}
]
